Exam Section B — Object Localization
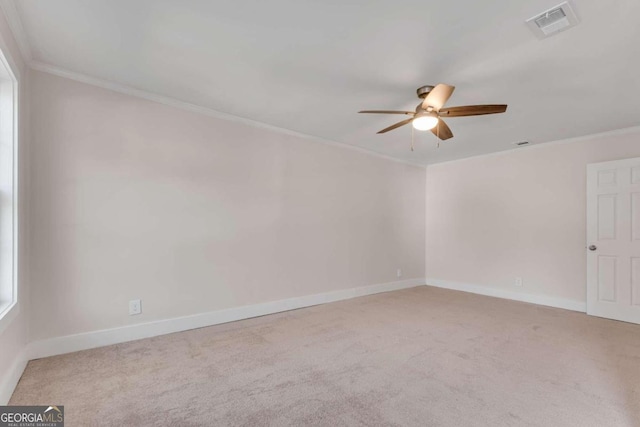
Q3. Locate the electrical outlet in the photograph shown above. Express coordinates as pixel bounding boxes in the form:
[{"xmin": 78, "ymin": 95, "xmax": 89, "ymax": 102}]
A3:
[
  {"xmin": 129, "ymin": 299, "xmax": 142, "ymax": 315},
  {"xmin": 397, "ymin": 269, "xmax": 402, "ymax": 278},
  {"xmin": 515, "ymin": 277, "xmax": 523, "ymax": 287}
]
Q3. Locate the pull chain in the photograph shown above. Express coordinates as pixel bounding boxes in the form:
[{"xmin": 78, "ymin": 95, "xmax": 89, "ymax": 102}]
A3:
[{"xmin": 411, "ymin": 125, "xmax": 414, "ymax": 151}]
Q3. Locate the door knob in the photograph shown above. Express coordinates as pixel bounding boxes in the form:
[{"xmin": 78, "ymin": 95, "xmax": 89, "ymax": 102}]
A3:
[{"xmin": 589, "ymin": 245, "xmax": 597, "ymax": 251}]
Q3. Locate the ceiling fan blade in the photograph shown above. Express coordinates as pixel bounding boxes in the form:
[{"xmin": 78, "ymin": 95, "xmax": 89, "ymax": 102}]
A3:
[
  {"xmin": 422, "ymin": 84, "xmax": 455, "ymax": 111},
  {"xmin": 359, "ymin": 110, "xmax": 414, "ymax": 115},
  {"xmin": 377, "ymin": 118, "xmax": 413, "ymax": 134},
  {"xmin": 431, "ymin": 119, "xmax": 453, "ymax": 141},
  {"xmin": 439, "ymin": 104, "xmax": 508, "ymax": 117}
]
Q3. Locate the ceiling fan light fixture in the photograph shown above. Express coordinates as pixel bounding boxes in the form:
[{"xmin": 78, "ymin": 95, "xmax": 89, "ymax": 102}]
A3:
[
  {"xmin": 412, "ymin": 114, "xmax": 439, "ymax": 131},
  {"xmin": 359, "ymin": 83, "xmax": 507, "ymax": 141}
]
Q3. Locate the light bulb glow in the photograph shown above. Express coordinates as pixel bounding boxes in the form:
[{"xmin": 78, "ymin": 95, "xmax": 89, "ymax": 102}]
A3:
[{"xmin": 412, "ymin": 115, "xmax": 439, "ymax": 131}]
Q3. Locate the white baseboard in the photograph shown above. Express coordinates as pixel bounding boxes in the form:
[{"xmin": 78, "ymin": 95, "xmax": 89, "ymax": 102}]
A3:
[
  {"xmin": 11, "ymin": 277, "xmax": 584, "ymax": 402},
  {"xmin": 425, "ymin": 278, "xmax": 587, "ymax": 313},
  {"xmin": 27, "ymin": 278, "xmax": 425, "ymax": 361},
  {"xmin": 0, "ymin": 348, "xmax": 28, "ymax": 405}
]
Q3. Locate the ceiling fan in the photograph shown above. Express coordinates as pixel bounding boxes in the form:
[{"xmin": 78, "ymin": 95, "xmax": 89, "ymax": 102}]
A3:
[{"xmin": 359, "ymin": 84, "xmax": 507, "ymax": 141}]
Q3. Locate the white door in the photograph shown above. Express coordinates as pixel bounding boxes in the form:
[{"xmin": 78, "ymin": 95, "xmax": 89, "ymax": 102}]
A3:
[{"xmin": 587, "ymin": 157, "xmax": 640, "ymax": 324}]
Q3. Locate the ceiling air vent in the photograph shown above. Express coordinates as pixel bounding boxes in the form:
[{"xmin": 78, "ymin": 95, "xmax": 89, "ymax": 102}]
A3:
[
  {"xmin": 526, "ymin": 2, "xmax": 579, "ymax": 39},
  {"xmin": 513, "ymin": 141, "xmax": 530, "ymax": 147}
]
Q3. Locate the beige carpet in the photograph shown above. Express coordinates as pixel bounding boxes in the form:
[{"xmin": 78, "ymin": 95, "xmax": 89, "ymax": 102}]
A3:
[{"xmin": 10, "ymin": 287, "xmax": 640, "ymax": 426}]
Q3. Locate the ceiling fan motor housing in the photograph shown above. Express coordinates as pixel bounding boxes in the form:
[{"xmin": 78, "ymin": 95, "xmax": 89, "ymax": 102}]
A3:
[{"xmin": 416, "ymin": 85, "xmax": 435, "ymax": 99}]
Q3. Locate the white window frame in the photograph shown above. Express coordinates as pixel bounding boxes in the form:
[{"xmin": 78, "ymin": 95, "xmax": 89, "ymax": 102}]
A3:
[{"xmin": 0, "ymin": 43, "xmax": 18, "ymax": 334}]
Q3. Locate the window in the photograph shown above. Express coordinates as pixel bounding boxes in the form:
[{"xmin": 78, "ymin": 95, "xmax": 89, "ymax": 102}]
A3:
[{"xmin": 0, "ymin": 47, "xmax": 17, "ymax": 325}]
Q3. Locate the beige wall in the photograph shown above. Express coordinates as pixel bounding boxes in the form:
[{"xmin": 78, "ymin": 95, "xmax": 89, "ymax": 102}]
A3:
[
  {"xmin": 426, "ymin": 129, "xmax": 640, "ymax": 304},
  {"xmin": 29, "ymin": 70, "xmax": 426, "ymax": 340},
  {"xmin": 18, "ymin": 35, "xmax": 640, "ymax": 386}
]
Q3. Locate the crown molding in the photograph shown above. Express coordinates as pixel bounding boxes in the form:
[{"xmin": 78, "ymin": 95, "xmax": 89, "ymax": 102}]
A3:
[
  {"xmin": 0, "ymin": 0, "xmax": 32, "ymax": 62},
  {"xmin": 4, "ymin": 0, "xmax": 638, "ymax": 170},
  {"xmin": 28, "ymin": 60, "xmax": 426, "ymax": 169},
  {"xmin": 427, "ymin": 125, "xmax": 640, "ymax": 168}
]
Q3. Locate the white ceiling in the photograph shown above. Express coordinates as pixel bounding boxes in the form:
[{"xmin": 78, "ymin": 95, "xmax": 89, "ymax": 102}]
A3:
[{"xmin": 9, "ymin": 0, "xmax": 640, "ymax": 165}]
